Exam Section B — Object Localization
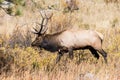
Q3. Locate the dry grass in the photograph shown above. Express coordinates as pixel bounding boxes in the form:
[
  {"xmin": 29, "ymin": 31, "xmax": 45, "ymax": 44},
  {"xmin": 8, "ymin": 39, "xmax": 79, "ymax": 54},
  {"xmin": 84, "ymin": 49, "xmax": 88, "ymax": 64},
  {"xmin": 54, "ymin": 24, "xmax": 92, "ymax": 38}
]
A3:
[
  {"xmin": 0, "ymin": 26, "xmax": 120, "ymax": 80},
  {"xmin": 0, "ymin": 0, "xmax": 120, "ymax": 80},
  {"xmin": 0, "ymin": 53, "xmax": 120, "ymax": 80}
]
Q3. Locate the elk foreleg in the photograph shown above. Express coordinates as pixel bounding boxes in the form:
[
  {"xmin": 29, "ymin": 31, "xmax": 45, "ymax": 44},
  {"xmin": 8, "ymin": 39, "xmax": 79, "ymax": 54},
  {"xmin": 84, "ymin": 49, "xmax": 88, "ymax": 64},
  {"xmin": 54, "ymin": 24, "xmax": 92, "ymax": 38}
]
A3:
[
  {"xmin": 56, "ymin": 50, "xmax": 64, "ymax": 63},
  {"xmin": 68, "ymin": 48, "xmax": 73, "ymax": 59},
  {"xmin": 89, "ymin": 47, "xmax": 99, "ymax": 59},
  {"xmin": 98, "ymin": 49, "xmax": 107, "ymax": 64}
]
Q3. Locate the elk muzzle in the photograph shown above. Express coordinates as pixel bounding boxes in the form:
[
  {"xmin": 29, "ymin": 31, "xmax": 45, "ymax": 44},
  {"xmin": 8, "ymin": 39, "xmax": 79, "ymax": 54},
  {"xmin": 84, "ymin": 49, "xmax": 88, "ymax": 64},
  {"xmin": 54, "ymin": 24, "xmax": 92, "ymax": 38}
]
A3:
[{"xmin": 31, "ymin": 41, "xmax": 37, "ymax": 47}]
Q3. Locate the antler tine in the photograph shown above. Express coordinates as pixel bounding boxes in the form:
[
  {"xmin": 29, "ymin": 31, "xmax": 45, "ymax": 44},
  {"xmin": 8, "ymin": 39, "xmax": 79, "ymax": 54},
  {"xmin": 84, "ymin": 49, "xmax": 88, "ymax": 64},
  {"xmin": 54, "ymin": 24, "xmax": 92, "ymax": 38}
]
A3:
[
  {"xmin": 39, "ymin": 10, "xmax": 48, "ymax": 34},
  {"xmin": 41, "ymin": 11, "xmax": 53, "ymax": 33},
  {"xmin": 44, "ymin": 11, "xmax": 53, "ymax": 19},
  {"xmin": 38, "ymin": 10, "xmax": 53, "ymax": 35},
  {"xmin": 39, "ymin": 17, "xmax": 44, "ymax": 35},
  {"xmin": 41, "ymin": 11, "xmax": 49, "ymax": 34},
  {"xmin": 33, "ymin": 27, "xmax": 38, "ymax": 32},
  {"xmin": 41, "ymin": 25, "xmax": 48, "ymax": 34},
  {"xmin": 44, "ymin": 11, "xmax": 48, "ymax": 19},
  {"xmin": 39, "ymin": 10, "xmax": 44, "ymax": 18},
  {"xmin": 36, "ymin": 10, "xmax": 45, "ymax": 35},
  {"xmin": 32, "ymin": 22, "xmax": 40, "ymax": 34},
  {"xmin": 43, "ymin": 19, "xmax": 48, "ymax": 27}
]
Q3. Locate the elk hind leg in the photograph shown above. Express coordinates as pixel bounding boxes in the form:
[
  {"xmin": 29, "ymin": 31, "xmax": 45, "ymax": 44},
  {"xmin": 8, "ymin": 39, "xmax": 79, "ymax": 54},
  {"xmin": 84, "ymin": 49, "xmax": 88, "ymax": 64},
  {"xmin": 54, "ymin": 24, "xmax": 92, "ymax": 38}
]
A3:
[
  {"xmin": 89, "ymin": 47, "xmax": 100, "ymax": 59},
  {"xmin": 98, "ymin": 49, "xmax": 107, "ymax": 64}
]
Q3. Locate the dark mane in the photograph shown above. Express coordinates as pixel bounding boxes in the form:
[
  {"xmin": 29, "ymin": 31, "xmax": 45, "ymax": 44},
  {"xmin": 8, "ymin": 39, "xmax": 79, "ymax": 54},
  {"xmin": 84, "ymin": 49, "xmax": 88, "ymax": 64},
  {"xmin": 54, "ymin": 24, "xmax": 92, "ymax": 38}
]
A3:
[
  {"xmin": 45, "ymin": 29, "xmax": 66, "ymax": 37},
  {"xmin": 40, "ymin": 30, "xmax": 67, "ymax": 52}
]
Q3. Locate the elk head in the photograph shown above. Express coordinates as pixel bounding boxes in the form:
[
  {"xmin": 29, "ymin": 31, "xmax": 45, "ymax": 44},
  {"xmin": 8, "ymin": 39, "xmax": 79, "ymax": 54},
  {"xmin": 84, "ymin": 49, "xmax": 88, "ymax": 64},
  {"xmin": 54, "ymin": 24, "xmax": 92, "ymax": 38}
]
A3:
[{"xmin": 31, "ymin": 10, "xmax": 53, "ymax": 47}]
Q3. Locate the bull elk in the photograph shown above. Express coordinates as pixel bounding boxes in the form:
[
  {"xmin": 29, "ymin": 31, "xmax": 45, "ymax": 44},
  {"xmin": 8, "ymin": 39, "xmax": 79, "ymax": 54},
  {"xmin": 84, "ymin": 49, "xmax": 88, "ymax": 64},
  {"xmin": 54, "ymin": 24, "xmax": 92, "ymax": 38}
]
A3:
[{"xmin": 31, "ymin": 11, "xmax": 107, "ymax": 64}]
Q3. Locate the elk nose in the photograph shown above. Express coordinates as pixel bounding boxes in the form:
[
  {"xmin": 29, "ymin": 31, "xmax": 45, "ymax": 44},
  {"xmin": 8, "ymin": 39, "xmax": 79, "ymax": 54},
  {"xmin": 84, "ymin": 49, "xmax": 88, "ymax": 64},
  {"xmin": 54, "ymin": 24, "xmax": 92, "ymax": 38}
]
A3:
[{"xmin": 31, "ymin": 42, "xmax": 35, "ymax": 46}]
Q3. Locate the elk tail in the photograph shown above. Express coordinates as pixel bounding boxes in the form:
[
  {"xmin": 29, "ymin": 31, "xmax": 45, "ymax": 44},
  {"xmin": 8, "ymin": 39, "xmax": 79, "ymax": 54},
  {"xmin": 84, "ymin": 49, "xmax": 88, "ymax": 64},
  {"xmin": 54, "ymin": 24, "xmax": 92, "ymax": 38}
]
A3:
[{"xmin": 95, "ymin": 31, "xmax": 104, "ymax": 40}]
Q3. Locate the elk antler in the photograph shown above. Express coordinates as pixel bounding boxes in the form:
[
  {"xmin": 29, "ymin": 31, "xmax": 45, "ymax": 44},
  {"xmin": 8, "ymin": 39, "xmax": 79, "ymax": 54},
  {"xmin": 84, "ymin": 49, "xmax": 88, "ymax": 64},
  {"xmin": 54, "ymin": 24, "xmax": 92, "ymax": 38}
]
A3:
[
  {"xmin": 33, "ymin": 10, "xmax": 53, "ymax": 35},
  {"xmin": 38, "ymin": 10, "xmax": 45, "ymax": 35}
]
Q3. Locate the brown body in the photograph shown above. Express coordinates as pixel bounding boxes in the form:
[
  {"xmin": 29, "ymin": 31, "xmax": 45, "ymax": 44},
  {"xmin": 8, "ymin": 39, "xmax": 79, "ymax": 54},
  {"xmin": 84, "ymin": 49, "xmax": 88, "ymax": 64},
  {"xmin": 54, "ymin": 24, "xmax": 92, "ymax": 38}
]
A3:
[
  {"xmin": 31, "ymin": 11, "xmax": 107, "ymax": 63},
  {"xmin": 32, "ymin": 29, "xmax": 107, "ymax": 63}
]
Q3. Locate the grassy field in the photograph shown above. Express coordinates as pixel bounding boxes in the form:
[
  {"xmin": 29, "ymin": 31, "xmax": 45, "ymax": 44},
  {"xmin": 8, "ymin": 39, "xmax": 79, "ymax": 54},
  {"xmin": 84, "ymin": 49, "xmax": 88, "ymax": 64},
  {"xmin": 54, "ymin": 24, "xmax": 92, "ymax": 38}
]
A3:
[{"xmin": 0, "ymin": 0, "xmax": 120, "ymax": 80}]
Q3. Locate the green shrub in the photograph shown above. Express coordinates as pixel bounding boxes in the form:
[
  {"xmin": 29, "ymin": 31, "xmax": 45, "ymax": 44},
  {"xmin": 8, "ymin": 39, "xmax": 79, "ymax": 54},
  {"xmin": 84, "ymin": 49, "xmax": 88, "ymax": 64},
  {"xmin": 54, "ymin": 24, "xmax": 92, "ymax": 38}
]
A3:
[
  {"xmin": 8, "ymin": 0, "xmax": 25, "ymax": 6},
  {"xmin": 0, "ymin": 0, "xmax": 4, "ymax": 3},
  {"xmin": 15, "ymin": 6, "xmax": 23, "ymax": 16}
]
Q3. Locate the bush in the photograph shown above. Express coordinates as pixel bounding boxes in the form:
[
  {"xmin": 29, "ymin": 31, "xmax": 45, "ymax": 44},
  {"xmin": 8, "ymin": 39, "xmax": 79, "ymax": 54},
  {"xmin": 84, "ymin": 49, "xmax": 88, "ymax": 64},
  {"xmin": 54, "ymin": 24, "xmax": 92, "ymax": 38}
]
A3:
[
  {"xmin": 8, "ymin": 0, "xmax": 25, "ymax": 6},
  {"xmin": 0, "ymin": 0, "xmax": 4, "ymax": 3}
]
